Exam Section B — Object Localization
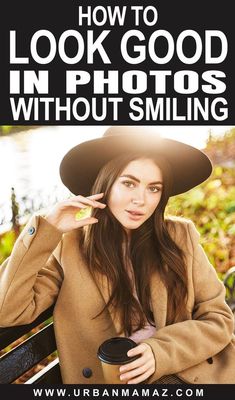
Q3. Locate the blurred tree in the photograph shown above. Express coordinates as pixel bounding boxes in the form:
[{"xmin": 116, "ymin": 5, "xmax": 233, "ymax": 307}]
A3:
[{"xmin": 10, "ymin": 187, "xmax": 20, "ymax": 236}]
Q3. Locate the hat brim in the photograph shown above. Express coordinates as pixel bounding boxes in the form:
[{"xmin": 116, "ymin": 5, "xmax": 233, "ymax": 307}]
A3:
[{"xmin": 59, "ymin": 134, "xmax": 212, "ymax": 197}]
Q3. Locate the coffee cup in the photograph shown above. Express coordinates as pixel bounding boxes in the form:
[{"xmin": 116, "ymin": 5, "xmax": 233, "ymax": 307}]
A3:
[{"xmin": 97, "ymin": 337, "xmax": 139, "ymax": 384}]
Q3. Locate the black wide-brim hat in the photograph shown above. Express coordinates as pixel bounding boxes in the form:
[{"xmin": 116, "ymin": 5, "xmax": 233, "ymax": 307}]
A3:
[{"xmin": 59, "ymin": 126, "xmax": 212, "ymax": 197}]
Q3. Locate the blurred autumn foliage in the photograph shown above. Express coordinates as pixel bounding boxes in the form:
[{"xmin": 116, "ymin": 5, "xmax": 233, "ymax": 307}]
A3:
[
  {"xmin": 167, "ymin": 128, "xmax": 235, "ymax": 279},
  {"xmin": 167, "ymin": 165, "xmax": 235, "ymax": 278},
  {"xmin": 0, "ymin": 125, "xmax": 38, "ymax": 135},
  {"xmin": 206, "ymin": 129, "xmax": 235, "ymax": 167}
]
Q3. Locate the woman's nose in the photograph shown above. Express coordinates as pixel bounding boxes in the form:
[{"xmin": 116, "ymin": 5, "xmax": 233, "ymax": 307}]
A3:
[
  {"xmin": 131, "ymin": 186, "xmax": 146, "ymax": 206},
  {"xmin": 131, "ymin": 193, "xmax": 145, "ymax": 206},
  {"xmin": 131, "ymin": 198, "xmax": 145, "ymax": 206}
]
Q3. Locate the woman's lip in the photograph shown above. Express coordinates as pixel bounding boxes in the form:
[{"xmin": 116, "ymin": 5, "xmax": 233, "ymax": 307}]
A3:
[
  {"xmin": 126, "ymin": 210, "xmax": 144, "ymax": 215},
  {"xmin": 125, "ymin": 210, "xmax": 145, "ymax": 220}
]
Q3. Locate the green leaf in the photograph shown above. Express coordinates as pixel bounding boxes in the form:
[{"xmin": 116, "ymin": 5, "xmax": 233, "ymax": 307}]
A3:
[{"xmin": 75, "ymin": 207, "xmax": 92, "ymax": 221}]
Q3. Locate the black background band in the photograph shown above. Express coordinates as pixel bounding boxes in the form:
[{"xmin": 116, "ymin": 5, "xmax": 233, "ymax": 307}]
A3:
[{"xmin": 0, "ymin": 0, "xmax": 234, "ymax": 125}]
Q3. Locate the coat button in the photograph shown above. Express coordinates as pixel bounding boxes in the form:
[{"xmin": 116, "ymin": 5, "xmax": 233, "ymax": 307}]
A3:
[
  {"xmin": 28, "ymin": 227, "xmax": 36, "ymax": 235},
  {"xmin": 207, "ymin": 357, "xmax": 213, "ymax": 364},
  {"xmin": 82, "ymin": 368, "xmax": 92, "ymax": 378}
]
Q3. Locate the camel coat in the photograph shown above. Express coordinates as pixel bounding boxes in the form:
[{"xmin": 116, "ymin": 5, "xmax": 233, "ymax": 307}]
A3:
[{"xmin": 0, "ymin": 215, "xmax": 234, "ymax": 384}]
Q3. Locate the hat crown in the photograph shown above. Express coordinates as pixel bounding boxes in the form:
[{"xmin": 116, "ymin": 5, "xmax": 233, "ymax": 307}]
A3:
[{"xmin": 103, "ymin": 126, "xmax": 160, "ymax": 139}]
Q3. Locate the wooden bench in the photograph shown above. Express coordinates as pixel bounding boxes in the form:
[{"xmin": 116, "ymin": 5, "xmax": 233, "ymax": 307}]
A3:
[
  {"xmin": 0, "ymin": 305, "xmax": 62, "ymax": 384},
  {"xmin": 0, "ymin": 267, "xmax": 235, "ymax": 384}
]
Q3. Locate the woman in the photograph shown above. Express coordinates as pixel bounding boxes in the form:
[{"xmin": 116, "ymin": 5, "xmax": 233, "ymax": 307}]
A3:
[{"xmin": 0, "ymin": 126, "xmax": 234, "ymax": 384}]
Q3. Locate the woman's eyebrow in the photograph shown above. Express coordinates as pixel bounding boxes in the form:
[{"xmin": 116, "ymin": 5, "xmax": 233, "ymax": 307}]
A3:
[{"xmin": 119, "ymin": 174, "xmax": 163, "ymax": 185}]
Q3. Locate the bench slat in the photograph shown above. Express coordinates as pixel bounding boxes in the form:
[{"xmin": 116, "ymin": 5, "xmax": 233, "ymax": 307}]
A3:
[
  {"xmin": 25, "ymin": 358, "xmax": 62, "ymax": 384},
  {"xmin": 0, "ymin": 322, "xmax": 57, "ymax": 383},
  {"xmin": 0, "ymin": 305, "xmax": 54, "ymax": 351}
]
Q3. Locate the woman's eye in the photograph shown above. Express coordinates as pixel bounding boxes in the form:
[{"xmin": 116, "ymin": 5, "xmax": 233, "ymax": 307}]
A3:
[
  {"xmin": 123, "ymin": 181, "xmax": 135, "ymax": 188},
  {"xmin": 149, "ymin": 186, "xmax": 161, "ymax": 193}
]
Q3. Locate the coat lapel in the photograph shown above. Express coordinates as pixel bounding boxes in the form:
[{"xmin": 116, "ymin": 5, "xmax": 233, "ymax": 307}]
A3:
[
  {"xmin": 93, "ymin": 271, "xmax": 124, "ymax": 336},
  {"xmin": 149, "ymin": 269, "xmax": 168, "ymax": 329}
]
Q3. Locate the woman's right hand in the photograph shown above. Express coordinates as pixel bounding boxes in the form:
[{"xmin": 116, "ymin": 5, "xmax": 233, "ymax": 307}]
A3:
[{"xmin": 45, "ymin": 193, "xmax": 106, "ymax": 233}]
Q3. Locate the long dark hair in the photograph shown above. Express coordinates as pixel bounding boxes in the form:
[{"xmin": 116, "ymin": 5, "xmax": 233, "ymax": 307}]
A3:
[{"xmin": 80, "ymin": 152, "xmax": 188, "ymax": 336}]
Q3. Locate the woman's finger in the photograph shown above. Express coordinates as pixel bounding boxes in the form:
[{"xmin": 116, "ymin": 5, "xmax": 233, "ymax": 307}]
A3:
[
  {"xmin": 119, "ymin": 357, "xmax": 144, "ymax": 373},
  {"xmin": 72, "ymin": 192, "xmax": 104, "ymax": 199},
  {"xmin": 119, "ymin": 343, "xmax": 155, "ymax": 384},
  {"xmin": 87, "ymin": 193, "xmax": 104, "ymax": 200},
  {"xmin": 120, "ymin": 362, "xmax": 149, "ymax": 382},
  {"xmin": 127, "ymin": 343, "xmax": 149, "ymax": 356},
  {"xmin": 69, "ymin": 196, "xmax": 106, "ymax": 209},
  {"xmin": 76, "ymin": 217, "xmax": 98, "ymax": 227},
  {"xmin": 127, "ymin": 369, "xmax": 154, "ymax": 384},
  {"xmin": 61, "ymin": 201, "xmax": 87, "ymax": 209},
  {"xmin": 72, "ymin": 193, "xmax": 104, "ymax": 202}
]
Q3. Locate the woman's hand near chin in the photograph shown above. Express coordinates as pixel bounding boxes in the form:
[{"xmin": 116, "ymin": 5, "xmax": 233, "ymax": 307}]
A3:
[{"xmin": 45, "ymin": 193, "xmax": 106, "ymax": 233}]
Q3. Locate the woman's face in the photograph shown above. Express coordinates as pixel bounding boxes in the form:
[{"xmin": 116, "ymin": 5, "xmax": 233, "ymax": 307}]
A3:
[{"xmin": 108, "ymin": 158, "xmax": 163, "ymax": 233}]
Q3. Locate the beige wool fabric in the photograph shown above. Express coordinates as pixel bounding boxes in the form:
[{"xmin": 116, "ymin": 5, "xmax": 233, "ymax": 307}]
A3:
[{"xmin": 0, "ymin": 216, "xmax": 234, "ymax": 384}]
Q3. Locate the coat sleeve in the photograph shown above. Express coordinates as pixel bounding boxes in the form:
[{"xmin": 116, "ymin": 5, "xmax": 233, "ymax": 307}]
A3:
[
  {"xmin": 0, "ymin": 215, "xmax": 63, "ymax": 326},
  {"xmin": 142, "ymin": 220, "xmax": 234, "ymax": 382}
]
